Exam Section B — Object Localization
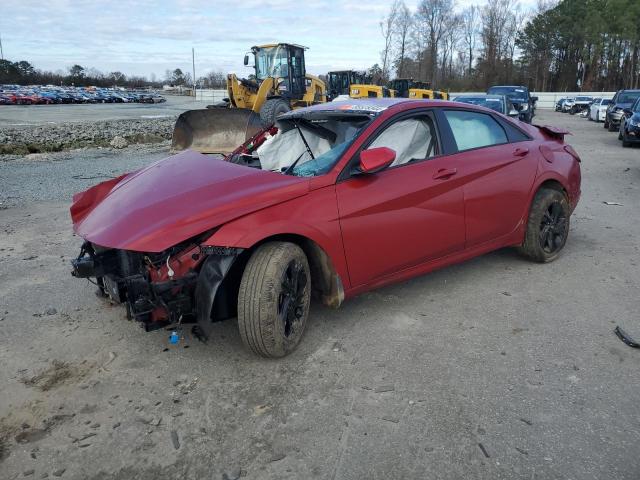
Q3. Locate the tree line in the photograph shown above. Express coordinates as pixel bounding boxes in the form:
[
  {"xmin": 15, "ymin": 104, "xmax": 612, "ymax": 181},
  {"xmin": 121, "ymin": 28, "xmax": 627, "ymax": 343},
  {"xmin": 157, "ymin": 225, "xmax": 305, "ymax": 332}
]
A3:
[
  {"xmin": 0, "ymin": 60, "xmax": 158, "ymax": 88},
  {"xmin": 375, "ymin": 0, "xmax": 640, "ymax": 92},
  {"xmin": 0, "ymin": 58, "xmax": 230, "ymax": 89}
]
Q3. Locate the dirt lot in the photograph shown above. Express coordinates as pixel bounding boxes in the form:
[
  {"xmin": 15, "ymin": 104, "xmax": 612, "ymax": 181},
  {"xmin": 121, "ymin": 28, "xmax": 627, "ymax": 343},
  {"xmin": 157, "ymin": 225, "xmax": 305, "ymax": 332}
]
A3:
[{"xmin": 0, "ymin": 110, "xmax": 639, "ymax": 480}]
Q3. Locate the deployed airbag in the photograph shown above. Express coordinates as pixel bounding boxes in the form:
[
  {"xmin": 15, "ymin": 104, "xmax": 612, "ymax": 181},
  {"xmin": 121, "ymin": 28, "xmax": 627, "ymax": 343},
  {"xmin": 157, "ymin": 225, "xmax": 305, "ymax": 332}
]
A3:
[
  {"xmin": 257, "ymin": 125, "xmax": 331, "ymax": 172},
  {"xmin": 369, "ymin": 118, "xmax": 433, "ymax": 166}
]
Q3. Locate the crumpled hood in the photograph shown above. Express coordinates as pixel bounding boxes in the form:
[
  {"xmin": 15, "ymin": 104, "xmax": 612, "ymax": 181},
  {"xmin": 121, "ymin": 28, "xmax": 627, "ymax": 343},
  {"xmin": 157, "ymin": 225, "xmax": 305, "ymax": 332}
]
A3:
[{"xmin": 71, "ymin": 150, "xmax": 309, "ymax": 252}]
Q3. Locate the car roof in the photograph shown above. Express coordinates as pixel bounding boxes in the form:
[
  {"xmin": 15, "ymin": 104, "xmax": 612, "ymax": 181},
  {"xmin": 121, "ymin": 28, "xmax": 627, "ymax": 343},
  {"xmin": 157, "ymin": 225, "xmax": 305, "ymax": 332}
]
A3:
[
  {"xmin": 282, "ymin": 98, "xmax": 414, "ymax": 117},
  {"xmin": 282, "ymin": 98, "xmax": 517, "ymax": 123},
  {"xmin": 285, "ymin": 98, "xmax": 501, "ymax": 118}
]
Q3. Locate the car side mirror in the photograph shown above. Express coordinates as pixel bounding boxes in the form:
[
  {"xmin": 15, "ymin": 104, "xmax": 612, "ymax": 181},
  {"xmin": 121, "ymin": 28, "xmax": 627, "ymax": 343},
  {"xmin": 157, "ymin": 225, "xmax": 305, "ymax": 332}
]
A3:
[
  {"xmin": 243, "ymin": 54, "xmax": 249, "ymax": 66},
  {"xmin": 531, "ymin": 96, "xmax": 538, "ymax": 102},
  {"xmin": 359, "ymin": 147, "xmax": 395, "ymax": 174}
]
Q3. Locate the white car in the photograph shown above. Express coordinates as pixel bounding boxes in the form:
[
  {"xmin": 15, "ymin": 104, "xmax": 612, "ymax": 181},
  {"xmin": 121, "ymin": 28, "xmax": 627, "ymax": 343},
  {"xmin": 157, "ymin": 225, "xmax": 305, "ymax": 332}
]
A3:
[
  {"xmin": 562, "ymin": 98, "xmax": 575, "ymax": 112},
  {"xmin": 589, "ymin": 98, "xmax": 612, "ymax": 122}
]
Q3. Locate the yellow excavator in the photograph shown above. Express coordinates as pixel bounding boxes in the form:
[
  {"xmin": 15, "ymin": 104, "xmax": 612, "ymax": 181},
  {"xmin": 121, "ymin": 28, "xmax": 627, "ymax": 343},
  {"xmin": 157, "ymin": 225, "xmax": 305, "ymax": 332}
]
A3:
[{"xmin": 172, "ymin": 43, "xmax": 327, "ymax": 153}]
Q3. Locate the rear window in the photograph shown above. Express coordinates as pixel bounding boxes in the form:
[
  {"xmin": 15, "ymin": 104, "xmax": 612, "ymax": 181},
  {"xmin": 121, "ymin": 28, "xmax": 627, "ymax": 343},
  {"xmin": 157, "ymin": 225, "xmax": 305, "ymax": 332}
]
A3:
[
  {"xmin": 455, "ymin": 97, "xmax": 505, "ymax": 113},
  {"xmin": 618, "ymin": 91, "xmax": 640, "ymax": 104}
]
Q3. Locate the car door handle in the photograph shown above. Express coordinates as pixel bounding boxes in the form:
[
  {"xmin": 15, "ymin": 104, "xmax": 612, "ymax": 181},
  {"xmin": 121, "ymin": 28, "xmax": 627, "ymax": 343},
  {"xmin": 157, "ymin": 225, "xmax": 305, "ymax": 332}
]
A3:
[
  {"xmin": 513, "ymin": 147, "xmax": 529, "ymax": 157},
  {"xmin": 433, "ymin": 168, "xmax": 457, "ymax": 180}
]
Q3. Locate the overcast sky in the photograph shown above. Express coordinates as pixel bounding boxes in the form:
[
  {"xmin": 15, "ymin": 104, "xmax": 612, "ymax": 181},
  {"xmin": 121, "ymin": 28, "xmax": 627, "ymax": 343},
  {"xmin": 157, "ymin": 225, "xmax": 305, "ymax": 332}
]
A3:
[{"xmin": 1, "ymin": 0, "xmax": 537, "ymax": 81}]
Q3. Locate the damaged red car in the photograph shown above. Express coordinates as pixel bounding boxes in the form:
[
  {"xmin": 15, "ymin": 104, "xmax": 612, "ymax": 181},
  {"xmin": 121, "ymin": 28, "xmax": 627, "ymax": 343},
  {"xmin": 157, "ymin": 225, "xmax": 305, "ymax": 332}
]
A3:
[{"xmin": 70, "ymin": 99, "xmax": 581, "ymax": 357}]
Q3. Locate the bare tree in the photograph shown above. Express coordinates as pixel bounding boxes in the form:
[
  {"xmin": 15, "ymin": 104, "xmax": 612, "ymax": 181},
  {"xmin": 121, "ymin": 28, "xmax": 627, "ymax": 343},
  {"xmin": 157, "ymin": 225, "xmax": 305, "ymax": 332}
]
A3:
[
  {"xmin": 440, "ymin": 14, "xmax": 462, "ymax": 82},
  {"xmin": 478, "ymin": 0, "xmax": 517, "ymax": 84},
  {"xmin": 393, "ymin": 1, "xmax": 413, "ymax": 78},
  {"xmin": 380, "ymin": 1, "xmax": 400, "ymax": 82},
  {"xmin": 416, "ymin": 0, "xmax": 453, "ymax": 86},
  {"xmin": 462, "ymin": 5, "xmax": 479, "ymax": 76}
]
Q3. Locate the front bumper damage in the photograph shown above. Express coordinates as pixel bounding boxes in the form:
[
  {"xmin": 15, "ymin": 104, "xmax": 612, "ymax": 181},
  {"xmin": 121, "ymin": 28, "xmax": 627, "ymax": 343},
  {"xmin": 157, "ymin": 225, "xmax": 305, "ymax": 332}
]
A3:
[{"xmin": 71, "ymin": 241, "xmax": 241, "ymax": 338}]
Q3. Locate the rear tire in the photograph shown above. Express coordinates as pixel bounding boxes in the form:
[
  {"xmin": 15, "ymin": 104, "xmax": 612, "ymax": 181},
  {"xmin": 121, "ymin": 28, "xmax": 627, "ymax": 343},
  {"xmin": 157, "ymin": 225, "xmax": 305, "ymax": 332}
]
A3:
[
  {"xmin": 237, "ymin": 242, "xmax": 311, "ymax": 358},
  {"xmin": 518, "ymin": 188, "xmax": 570, "ymax": 263},
  {"xmin": 259, "ymin": 98, "xmax": 291, "ymax": 125}
]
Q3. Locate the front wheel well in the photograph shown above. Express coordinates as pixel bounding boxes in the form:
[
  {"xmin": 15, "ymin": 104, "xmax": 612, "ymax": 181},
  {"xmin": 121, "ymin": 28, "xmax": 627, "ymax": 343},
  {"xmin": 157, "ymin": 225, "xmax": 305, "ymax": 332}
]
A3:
[{"xmin": 210, "ymin": 234, "xmax": 344, "ymax": 322}]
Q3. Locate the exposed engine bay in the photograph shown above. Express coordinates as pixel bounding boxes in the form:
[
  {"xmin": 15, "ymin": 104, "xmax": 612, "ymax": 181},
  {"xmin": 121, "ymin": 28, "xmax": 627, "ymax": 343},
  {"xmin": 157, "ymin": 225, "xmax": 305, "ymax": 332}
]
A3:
[{"xmin": 71, "ymin": 238, "xmax": 243, "ymax": 339}]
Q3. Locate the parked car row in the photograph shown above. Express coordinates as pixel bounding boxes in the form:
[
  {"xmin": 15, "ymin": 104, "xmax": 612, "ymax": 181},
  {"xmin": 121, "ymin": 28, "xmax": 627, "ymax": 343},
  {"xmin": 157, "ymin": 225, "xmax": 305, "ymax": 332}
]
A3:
[
  {"xmin": 556, "ymin": 89, "xmax": 640, "ymax": 147},
  {"xmin": 453, "ymin": 85, "xmax": 538, "ymax": 124},
  {"xmin": 0, "ymin": 85, "xmax": 166, "ymax": 105}
]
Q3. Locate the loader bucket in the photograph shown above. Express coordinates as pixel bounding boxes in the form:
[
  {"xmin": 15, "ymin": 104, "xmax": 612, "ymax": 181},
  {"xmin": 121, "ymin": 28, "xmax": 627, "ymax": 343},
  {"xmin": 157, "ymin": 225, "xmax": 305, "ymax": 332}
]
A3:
[{"xmin": 171, "ymin": 108, "xmax": 264, "ymax": 154}]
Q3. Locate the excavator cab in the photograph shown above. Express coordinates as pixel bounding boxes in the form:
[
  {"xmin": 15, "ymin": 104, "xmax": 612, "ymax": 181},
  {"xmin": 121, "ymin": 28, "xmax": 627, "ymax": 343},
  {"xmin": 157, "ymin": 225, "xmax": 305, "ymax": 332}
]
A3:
[
  {"xmin": 172, "ymin": 43, "xmax": 326, "ymax": 154},
  {"xmin": 399, "ymin": 79, "xmax": 449, "ymax": 100},
  {"xmin": 389, "ymin": 78, "xmax": 415, "ymax": 99},
  {"xmin": 328, "ymin": 70, "xmax": 370, "ymax": 100}
]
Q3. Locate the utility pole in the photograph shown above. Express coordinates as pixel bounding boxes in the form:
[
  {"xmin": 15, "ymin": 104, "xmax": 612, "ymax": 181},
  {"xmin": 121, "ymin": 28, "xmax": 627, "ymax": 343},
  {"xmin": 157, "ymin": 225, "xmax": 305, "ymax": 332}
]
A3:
[
  {"xmin": 0, "ymin": 32, "xmax": 4, "ymax": 61},
  {"xmin": 192, "ymin": 47, "xmax": 196, "ymax": 101}
]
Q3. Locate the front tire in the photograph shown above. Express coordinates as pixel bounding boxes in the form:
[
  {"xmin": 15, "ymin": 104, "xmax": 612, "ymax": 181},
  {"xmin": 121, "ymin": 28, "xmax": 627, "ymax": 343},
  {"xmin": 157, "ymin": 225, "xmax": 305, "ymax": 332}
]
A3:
[
  {"xmin": 259, "ymin": 98, "xmax": 291, "ymax": 125},
  {"xmin": 518, "ymin": 188, "xmax": 570, "ymax": 263},
  {"xmin": 237, "ymin": 242, "xmax": 311, "ymax": 358}
]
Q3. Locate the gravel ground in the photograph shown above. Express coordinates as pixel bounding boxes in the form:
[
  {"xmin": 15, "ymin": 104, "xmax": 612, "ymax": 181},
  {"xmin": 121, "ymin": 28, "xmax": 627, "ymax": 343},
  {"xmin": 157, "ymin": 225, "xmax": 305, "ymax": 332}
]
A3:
[
  {"xmin": 0, "ymin": 110, "xmax": 639, "ymax": 480},
  {"xmin": 0, "ymin": 118, "xmax": 175, "ymax": 154},
  {"xmin": 0, "ymin": 144, "xmax": 172, "ymax": 207}
]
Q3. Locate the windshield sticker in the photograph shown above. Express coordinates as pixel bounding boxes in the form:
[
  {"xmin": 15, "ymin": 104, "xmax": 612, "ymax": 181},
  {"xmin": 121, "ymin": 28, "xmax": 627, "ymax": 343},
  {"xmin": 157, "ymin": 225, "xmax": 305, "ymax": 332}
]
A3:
[{"xmin": 337, "ymin": 103, "xmax": 387, "ymax": 112}]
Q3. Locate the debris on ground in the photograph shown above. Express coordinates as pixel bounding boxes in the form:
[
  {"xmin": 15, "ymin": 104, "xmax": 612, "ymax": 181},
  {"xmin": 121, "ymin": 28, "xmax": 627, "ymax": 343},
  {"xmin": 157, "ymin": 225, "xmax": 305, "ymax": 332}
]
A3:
[
  {"xmin": 614, "ymin": 326, "xmax": 640, "ymax": 348},
  {"xmin": 374, "ymin": 385, "xmax": 395, "ymax": 393},
  {"xmin": 170, "ymin": 430, "xmax": 180, "ymax": 450},
  {"xmin": 478, "ymin": 443, "xmax": 490, "ymax": 458},
  {"xmin": 603, "ymin": 201, "xmax": 623, "ymax": 206},
  {"xmin": 178, "ymin": 377, "xmax": 199, "ymax": 395}
]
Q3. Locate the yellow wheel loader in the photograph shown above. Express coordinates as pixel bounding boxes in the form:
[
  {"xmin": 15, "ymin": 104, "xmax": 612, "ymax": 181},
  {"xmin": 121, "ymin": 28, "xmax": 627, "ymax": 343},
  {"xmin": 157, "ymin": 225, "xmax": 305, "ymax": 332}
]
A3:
[{"xmin": 172, "ymin": 43, "xmax": 327, "ymax": 153}]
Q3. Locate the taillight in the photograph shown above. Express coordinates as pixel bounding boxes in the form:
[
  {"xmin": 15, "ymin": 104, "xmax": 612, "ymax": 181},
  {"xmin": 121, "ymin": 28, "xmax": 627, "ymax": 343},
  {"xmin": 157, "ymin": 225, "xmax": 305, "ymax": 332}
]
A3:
[{"xmin": 563, "ymin": 145, "xmax": 581, "ymax": 162}]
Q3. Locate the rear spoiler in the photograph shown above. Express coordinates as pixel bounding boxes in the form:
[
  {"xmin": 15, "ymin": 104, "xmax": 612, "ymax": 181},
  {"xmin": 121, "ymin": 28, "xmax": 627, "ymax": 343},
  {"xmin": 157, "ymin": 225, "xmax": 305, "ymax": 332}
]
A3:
[{"xmin": 534, "ymin": 124, "xmax": 571, "ymax": 140}]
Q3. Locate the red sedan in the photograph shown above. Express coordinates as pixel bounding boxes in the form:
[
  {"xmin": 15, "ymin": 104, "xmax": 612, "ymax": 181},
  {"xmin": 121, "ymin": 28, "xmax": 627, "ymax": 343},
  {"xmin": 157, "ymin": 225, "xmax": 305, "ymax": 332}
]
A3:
[{"xmin": 70, "ymin": 99, "xmax": 581, "ymax": 357}]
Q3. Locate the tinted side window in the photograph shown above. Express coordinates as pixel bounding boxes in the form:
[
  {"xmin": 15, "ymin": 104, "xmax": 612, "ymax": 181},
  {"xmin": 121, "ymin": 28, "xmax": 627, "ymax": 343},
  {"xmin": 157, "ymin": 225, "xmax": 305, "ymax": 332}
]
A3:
[
  {"xmin": 497, "ymin": 118, "xmax": 530, "ymax": 142},
  {"xmin": 443, "ymin": 110, "xmax": 507, "ymax": 151}
]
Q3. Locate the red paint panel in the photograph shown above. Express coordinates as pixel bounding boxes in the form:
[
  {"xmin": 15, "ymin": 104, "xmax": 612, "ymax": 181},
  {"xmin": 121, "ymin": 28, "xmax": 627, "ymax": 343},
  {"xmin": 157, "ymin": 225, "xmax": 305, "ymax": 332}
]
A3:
[
  {"xmin": 71, "ymin": 151, "xmax": 308, "ymax": 252},
  {"xmin": 336, "ymin": 157, "xmax": 466, "ymax": 287},
  {"xmin": 458, "ymin": 142, "xmax": 538, "ymax": 248}
]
